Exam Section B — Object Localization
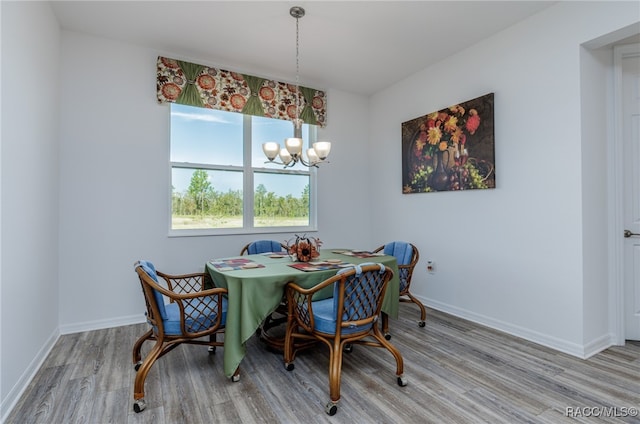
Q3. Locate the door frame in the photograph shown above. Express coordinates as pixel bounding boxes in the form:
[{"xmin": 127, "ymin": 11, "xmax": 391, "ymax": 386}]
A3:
[{"xmin": 609, "ymin": 43, "xmax": 640, "ymax": 345}]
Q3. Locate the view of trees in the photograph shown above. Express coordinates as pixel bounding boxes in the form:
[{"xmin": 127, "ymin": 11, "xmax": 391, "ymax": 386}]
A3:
[{"xmin": 172, "ymin": 170, "xmax": 309, "ymax": 225}]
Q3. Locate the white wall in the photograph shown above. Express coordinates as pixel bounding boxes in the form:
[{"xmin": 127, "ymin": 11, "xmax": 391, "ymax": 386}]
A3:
[
  {"xmin": 56, "ymin": 33, "xmax": 373, "ymax": 331},
  {"xmin": 0, "ymin": 1, "xmax": 61, "ymax": 416},
  {"xmin": 369, "ymin": 1, "xmax": 639, "ymax": 357}
]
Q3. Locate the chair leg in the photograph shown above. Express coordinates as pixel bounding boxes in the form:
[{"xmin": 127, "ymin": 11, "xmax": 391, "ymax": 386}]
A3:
[
  {"xmin": 132, "ymin": 329, "xmax": 153, "ymax": 370},
  {"xmin": 381, "ymin": 313, "xmax": 391, "ymax": 340},
  {"xmin": 326, "ymin": 339, "xmax": 344, "ymax": 416},
  {"xmin": 231, "ymin": 367, "xmax": 241, "ymax": 382},
  {"xmin": 283, "ymin": 317, "xmax": 296, "ymax": 370},
  {"xmin": 373, "ymin": 326, "xmax": 405, "ymax": 385},
  {"xmin": 407, "ymin": 292, "xmax": 427, "ymax": 326},
  {"xmin": 133, "ymin": 339, "xmax": 164, "ymax": 413},
  {"xmin": 208, "ymin": 333, "xmax": 217, "ymax": 354}
]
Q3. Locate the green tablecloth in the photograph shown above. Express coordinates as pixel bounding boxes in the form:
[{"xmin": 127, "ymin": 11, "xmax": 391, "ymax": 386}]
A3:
[{"xmin": 205, "ymin": 249, "xmax": 399, "ymax": 378}]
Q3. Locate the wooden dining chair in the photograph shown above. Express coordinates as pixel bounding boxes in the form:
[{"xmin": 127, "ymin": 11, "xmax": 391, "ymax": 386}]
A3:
[
  {"xmin": 373, "ymin": 241, "xmax": 426, "ymax": 333},
  {"xmin": 283, "ymin": 263, "xmax": 407, "ymax": 415},
  {"xmin": 132, "ymin": 261, "xmax": 230, "ymax": 413},
  {"xmin": 240, "ymin": 239, "xmax": 287, "ymax": 255}
]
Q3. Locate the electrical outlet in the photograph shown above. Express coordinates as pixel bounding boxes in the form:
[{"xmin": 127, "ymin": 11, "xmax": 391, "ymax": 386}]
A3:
[{"xmin": 427, "ymin": 260, "xmax": 436, "ymax": 273}]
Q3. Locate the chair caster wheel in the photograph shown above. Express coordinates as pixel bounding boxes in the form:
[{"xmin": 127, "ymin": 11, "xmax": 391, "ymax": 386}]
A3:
[
  {"xmin": 285, "ymin": 362, "xmax": 294, "ymax": 371},
  {"xmin": 343, "ymin": 344, "xmax": 353, "ymax": 353},
  {"xmin": 208, "ymin": 346, "xmax": 216, "ymax": 354},
  {"xmin": 133, "ymin": 399, "xmax": 147, "ymax": 413},
  {"xmin": 418, "ymin": 321, "xmax": 426, "ymax": 327},
  {"xmin": 384, "ymin": 333, "xmax": 392, "ymax": 340},
  {"xmin": 325, "ymin": 402, "xmax": 337, "ymax": 416},
  {"xmin": 134, "ymin": 361, "xmax": 142, "ymax": 371},
  {"xmin": 397, "ymin": 376, "xmax": 408, "ymax": 387}
]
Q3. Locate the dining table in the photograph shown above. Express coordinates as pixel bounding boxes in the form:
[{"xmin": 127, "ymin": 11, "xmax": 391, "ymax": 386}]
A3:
[{"xmin": 204, "ymin": 249, "xmax": 400, "ymax": 378}]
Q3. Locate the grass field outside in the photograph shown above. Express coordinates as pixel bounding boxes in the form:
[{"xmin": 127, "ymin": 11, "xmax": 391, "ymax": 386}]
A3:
[{"xmin": 172, "ymin": 215, "xmax": 308, "ymax": 229}]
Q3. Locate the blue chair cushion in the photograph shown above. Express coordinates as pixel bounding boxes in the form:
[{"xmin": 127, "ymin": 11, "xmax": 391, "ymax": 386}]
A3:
[
  {"xmin": 138, "ymin": 260, "xmax": 168, "ymax": 320},
  {"xmin": 383, "ymin": 242, "xmax": 413, "ymax": 266},
  {"xmin": 311, "ymin": 297, "xmax": 370, "ymax": 335},
  {"xmin": 163, "ymin": 296, "xmax": 228, "ymax": 336},
  {"xmin": 248, "ymin": 240, "xmax": 283, "ymax": 254}
]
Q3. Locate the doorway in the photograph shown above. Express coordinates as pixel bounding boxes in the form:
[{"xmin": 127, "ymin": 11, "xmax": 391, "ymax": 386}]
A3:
[
  {"xmin": 610, "ymin": 42, "xmax": 640, "ymax": 344},
  {"xmin": 619, "ymin": 43, "xmax": 640, "ymax": 341}
]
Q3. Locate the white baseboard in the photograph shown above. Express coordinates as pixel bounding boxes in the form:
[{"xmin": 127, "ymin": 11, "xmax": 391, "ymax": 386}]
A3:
[
  {"xmin": 1, "ymin": 328, "xmax": 59, "ymax": 423},
  {"xmin": 59, "ymin": 313, "xmax": 146, "ymax": 335},
  {"xmin": 420, "ymin": 296, "xmax": 614, "ymax": 359},
  {"xmin": 583, "ymin": 333, "xmax": 616, "ymax": 358}
]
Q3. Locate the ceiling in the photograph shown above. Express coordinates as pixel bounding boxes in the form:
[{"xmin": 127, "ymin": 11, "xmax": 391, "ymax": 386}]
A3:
[{"xmin": 49, "ymin": 1, "xmax": 558, "ymax": 96}]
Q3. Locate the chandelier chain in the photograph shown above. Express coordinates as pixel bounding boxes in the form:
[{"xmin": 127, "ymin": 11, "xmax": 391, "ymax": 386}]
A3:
[{"xmin": 295, "ymin": 12, "xmax": 300, "ymax": 123}]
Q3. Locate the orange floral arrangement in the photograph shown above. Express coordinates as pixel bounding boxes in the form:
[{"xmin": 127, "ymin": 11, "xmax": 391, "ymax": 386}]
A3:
[
  {"xmin": 415, "ymin": 104, "xmax": 480, "ymax": 161},
  {"xmin": 286, "ymin": 235, "xmax": 322, "ymax": 262}
]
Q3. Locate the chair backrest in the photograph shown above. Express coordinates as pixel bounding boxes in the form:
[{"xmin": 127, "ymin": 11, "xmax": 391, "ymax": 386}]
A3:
[
  {"xmin": 134, "ymin": 260, "xmax": 168, "ymax": 321},
  {"xmin": 241, "ymin": 239, "xmax": 285, "ymax": 255},
  {"xmin": 382, "ymin": 241, "xmax": 419, "ymax": 292},
  {"xmin": 334, "ymin": 263, "xmax": 392, "ymax": 328}
]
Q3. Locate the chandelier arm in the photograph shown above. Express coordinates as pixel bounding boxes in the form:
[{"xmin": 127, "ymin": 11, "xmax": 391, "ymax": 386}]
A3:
[
  {"xmin": 264, "ymin": 156, "xmax": 324, "ymax": 169},
  {"xmin": 264, "ymin": 159, "xmax": 296, "ymax": 169}
]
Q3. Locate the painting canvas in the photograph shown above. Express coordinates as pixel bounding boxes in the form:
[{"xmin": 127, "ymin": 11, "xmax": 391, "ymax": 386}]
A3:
[{"xmin": 401, "ymin": 93, "xmax": 495, "ymax": 193}]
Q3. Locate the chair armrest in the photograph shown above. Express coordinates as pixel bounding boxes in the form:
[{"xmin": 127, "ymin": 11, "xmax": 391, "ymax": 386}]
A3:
[
  {"xmin": 157, "ymin": 270, "xmax": 208, "ymax": 280},
  {"xmin": 169, "ymin": 286, "xmax": 228, "ymax": 301},
  {"xmin": 286, "ymin": 275, "xmax": 342, "ymax": 332}
]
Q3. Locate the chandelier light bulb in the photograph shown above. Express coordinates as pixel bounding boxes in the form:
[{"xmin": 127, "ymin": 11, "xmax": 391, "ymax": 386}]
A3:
[
  {"xmin": 262, "ymin": 142, "xmax": 280, "ymax": 161},
  {"xmin": 307, "ymin": 148, "xmax": 319, "ymax": 164},
  {"xmin": 285, "ymin": 137, "xmax": 303, "ymax": 156},
  {"xmin": 313, "ymin": 141, "xmax": 331, "ymax": 160},
  {"xmin": 279, "ymin": 148, "xmax": 293, "ymax": 165}
]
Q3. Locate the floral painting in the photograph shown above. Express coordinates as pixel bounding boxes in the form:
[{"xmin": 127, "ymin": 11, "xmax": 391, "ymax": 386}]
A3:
[{"xmin": 402, "ymin": 93, "xmax": 495, "ymax": 193}]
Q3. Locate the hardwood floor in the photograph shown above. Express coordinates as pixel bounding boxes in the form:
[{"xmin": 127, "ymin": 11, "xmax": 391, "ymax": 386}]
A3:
[{"xmin": 6, "ymin": 305, "xmax": 639, "ymax": 424}]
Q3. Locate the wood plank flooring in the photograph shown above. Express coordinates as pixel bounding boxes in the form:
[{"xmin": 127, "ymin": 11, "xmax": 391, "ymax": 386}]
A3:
[{"xmin": 5, "ymin": 305, "xmax": 639, "ymax": 423}]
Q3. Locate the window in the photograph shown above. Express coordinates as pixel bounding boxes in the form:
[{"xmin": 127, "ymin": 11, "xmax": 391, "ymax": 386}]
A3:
[{"xmin": 170, "ymin": 103, "xmax": 317, "ymax": 235}]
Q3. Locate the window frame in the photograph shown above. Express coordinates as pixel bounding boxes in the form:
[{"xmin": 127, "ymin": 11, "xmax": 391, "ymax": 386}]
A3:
[{"xmin": 168, "ymin": 109, "xmax": 318, "ymax": 237}]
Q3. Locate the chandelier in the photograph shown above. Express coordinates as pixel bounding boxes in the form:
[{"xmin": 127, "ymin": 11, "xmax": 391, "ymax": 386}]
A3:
[{"xmin": 262, "ymin": 6, "xmax": 331, "ymax": 168}]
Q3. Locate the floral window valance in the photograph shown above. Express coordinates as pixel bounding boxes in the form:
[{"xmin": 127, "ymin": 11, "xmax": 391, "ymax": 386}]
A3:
[{"xmin": 156, "ymin": 56, "xmax": 326, "ymax": 127}]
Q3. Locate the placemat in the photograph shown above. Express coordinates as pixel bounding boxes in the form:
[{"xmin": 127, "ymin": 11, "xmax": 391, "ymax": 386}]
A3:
[
  {"xmin": 209, "ymin": 258, "xmax": 265, "ymax": 271},
  {"xmin": 288, "ymin": 262, "xmax": 353, "ymax": 272},
  {"xmin": 340, "ymin": 251, "xmax": 386, "ymax": 258}
]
